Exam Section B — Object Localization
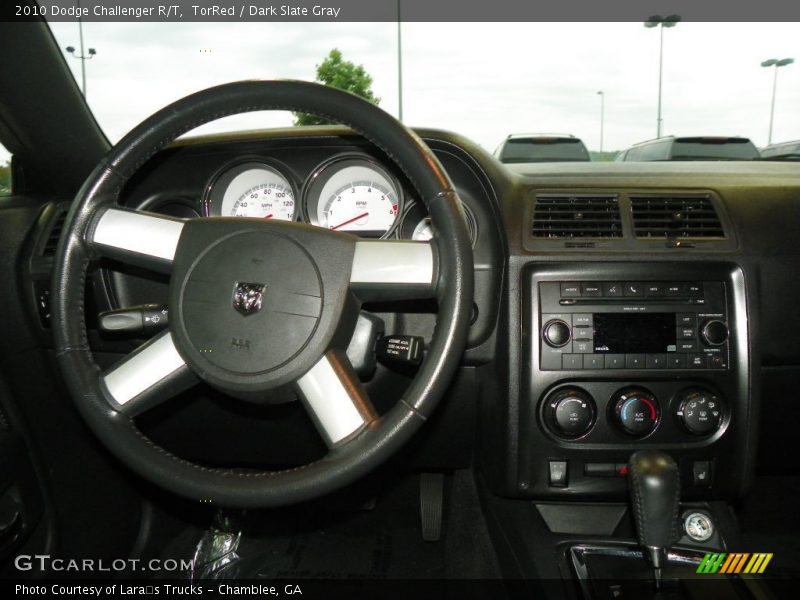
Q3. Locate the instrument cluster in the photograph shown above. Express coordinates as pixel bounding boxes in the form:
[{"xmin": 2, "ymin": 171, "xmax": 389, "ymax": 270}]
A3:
[{"xmin": 202, "ymin": 154, "xmax": 476, "ymax": 242}]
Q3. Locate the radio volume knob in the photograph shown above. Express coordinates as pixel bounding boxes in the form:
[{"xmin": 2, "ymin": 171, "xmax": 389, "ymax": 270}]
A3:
[
  {"xmin": 701, "ymin": 320, "xmax": 728, "ymax": 346},
  {"xmin": 543, "ymin": 319, "xmax": 571, "ymax": 348}
]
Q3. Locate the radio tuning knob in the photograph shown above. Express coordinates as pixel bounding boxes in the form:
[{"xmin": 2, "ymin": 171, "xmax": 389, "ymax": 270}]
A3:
[
  {"xmin": 701, "ymin": 320, "xmax": 728, "ymax": 346},
  {"xmin": 543, "ymin": 319, "xmax": 571, "ymax": 348}
]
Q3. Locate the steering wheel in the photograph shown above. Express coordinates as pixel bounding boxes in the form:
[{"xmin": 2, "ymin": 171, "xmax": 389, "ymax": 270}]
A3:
[{"xmin": 51, "ymin": 81, "xmax": 474, "ymax": 508}]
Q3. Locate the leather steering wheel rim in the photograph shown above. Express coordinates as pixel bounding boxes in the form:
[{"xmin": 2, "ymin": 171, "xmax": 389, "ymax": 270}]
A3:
[{"xmin": 51, "ymin": 80, "xmax": 474, "ymax": 508}]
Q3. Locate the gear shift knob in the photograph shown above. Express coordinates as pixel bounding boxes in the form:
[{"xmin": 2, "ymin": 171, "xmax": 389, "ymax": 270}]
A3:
[{"xmin": 628, "ymin": 450, "xmax": 680, "ymax": 586}]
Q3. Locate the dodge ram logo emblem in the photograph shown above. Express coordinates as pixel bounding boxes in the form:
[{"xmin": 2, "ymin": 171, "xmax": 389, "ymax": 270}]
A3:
[{"xmin": 233, "ymin": 282, "xmax": 266, "ymax": 315}]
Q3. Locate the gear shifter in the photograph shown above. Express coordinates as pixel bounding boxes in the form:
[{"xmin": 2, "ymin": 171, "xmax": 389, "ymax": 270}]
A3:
[{"xmin": 628, "ymin": 450, "xmax": 680, "ymax": 590}]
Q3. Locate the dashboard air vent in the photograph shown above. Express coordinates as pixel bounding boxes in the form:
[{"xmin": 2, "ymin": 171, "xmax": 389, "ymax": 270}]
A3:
[
  {"xmin": 42, "ymin": 209, "xmax": 68, "ymax": 257},
  {"xmin": 630, "ymin": 195, "xmax": 724, "ymax": 239},
  {"xmin": 532, "ymin": 195, "xmax": 622, "ymax": 239}
]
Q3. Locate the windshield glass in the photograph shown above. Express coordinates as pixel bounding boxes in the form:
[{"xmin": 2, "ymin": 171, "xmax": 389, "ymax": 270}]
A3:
[{"xmin": 47, "ymin": 21, "xmax": 800, "ymax": 158}]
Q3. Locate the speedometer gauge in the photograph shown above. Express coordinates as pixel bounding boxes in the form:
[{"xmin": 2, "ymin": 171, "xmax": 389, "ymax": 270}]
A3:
[
  {"xmin": 304, "ymin": 157, "xmax": 402, "ymax": 238},
  {"xmin": 204, "ymin": 161, "xmax": 297, "ymax": 221}
]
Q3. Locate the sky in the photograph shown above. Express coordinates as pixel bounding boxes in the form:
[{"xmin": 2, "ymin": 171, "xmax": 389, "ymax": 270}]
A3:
[{"xmin": 2, "ymin": 21, "xmax": 799, "ymax": 163}]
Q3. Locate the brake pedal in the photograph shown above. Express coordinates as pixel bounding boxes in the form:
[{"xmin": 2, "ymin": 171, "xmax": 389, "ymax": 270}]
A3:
[{"xmin": 420, "ymin": 472, "xmax": 444, "ymax": 542}]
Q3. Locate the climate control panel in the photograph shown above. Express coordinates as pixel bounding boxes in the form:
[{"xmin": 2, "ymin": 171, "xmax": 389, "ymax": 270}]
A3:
[{"xmin": 540, "ymin": 384, "xmax": 726, "ymax": 443}]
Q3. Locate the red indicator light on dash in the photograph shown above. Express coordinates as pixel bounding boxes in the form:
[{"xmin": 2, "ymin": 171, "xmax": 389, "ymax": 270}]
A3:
[{"xmin": 617, "ymin": 465, "xmax": 629, "ymax": 476}]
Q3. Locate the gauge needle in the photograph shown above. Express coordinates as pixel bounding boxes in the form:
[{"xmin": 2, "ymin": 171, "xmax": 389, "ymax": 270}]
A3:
[
  {"xmin": 330, "ymin": 212, "xmax": 369, "ymax": 230},
  {"xmin": 263, "ymin": 214, "xmax": 274, "ymax": 219}
]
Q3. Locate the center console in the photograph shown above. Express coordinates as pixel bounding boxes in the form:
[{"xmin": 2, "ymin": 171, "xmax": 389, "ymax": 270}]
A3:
[{"xmin": 518, "ymin": 262, "xmax": 752, "ymax": 501}]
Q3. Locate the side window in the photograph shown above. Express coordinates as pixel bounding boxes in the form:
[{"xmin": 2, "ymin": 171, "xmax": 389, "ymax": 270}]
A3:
[{"xmin": 0, "ymin": 143, "xmax": 10, "ymax": 196}]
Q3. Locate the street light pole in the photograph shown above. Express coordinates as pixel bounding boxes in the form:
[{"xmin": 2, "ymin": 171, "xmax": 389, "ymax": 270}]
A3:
[
  {"xmin": 645, "ymin": 15, "xmax": 680, "ymax": 139},
  {"xmin": 65, "ymin": 3, "xmax": 96, "ymax": 99},
  {"xmin": 761, "ymin": 58, "xmax": 794, "ymax": 145},
  {"xmin": 397, "ymin": 0, "xmax": 403, "ymax": 122},
  {"xmin": 599, "ymin": 91, "xmax": 605, "ymax": 153}
]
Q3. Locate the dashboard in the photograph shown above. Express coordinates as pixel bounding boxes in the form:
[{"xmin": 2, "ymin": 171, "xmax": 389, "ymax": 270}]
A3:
[{"xmin": 16, "ymin": 127, "xmax": 800, "ymax": 503}]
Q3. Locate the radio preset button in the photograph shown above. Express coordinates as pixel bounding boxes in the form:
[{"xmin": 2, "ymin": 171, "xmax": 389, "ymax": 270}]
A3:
[
  {"xmin": 625, "ymin": 354, "xmax": 646, "ymax": 369},
  {"xmin": 646, "ymin": 354, "xmax": 667, "ymax": 369},
  {"xmin": 543, "ymin": 319, "xmax": 571, "ymax": 347},
  {"xmin": 604, "ymin": 354, "xmax": 625, "ymax": 369},
  {"xmin": 562, "ymin": 354, "xmax": 584, "ymax": 370},
  {"xmin": 585, "ymin": 355, "xmax": 604, "ymax": 369},
  {"xmin": 668, "ymin": 354, "xmax": 687, "ymax": 369}
]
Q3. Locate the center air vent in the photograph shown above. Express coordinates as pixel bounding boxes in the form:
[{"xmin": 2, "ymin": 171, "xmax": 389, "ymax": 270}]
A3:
[
  {"xmin": 532, "ymin": 195, "xmax": 622, "ymax": 239},
  {"xmin": 631, "ymin": 195, "xmax": 724, "ymax": 239}
]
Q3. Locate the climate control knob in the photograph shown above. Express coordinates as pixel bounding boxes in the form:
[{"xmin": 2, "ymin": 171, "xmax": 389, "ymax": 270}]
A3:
[
  {"xmin": 676, "ymin": 389, "xmax": 724, "ymax": 435},
  {"xmin": 542, "ymin": 319, "xmax": 571, "ymax": 348},
  {"xmin": 611, "ymin": 388, "xmax": 660, "ymax": 437},
  {"xmin": 701, "ymin": 320, "xmax": 728, "ymax": 346},
  {"xmin": 543, "ymin": 388, "xmax": 596, "ymax": 438}
]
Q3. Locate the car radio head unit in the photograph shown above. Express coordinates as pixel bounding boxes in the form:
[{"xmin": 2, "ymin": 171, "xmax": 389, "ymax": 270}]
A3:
[{"xmin": 538, "ymin": 280, "xmax": 729, "ymax": 371}]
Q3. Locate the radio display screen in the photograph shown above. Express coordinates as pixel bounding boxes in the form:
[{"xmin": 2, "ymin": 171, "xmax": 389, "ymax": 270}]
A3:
[{"xmin": 593, "ymin": 313, "xmax": 677, "ymax": 354}]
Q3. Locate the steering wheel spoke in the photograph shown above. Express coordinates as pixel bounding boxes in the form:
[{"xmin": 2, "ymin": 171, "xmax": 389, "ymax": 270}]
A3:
[
  {"xmin": 100, "ymin": 329, "xmax": 197, "ymax": 416},
  {"xmin": 87, "ymin": 207, "xmax": 185, "ymax": 273},
  {"xmin": 296, "ymin": 350, "xmax": 378, "ymax": 448},
  {"xmin": 349, "ymin": 240, "xmax": 436, "ymax": 302}
]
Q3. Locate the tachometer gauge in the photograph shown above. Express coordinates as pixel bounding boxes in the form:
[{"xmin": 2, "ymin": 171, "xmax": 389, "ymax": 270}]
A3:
[
  {"xmin": 204, "ymin": 161, "xmax": 297, "ymax": 221},
  {"xmin": 304, "ymin": 157, "xmax": 402, "ymax": 238}
]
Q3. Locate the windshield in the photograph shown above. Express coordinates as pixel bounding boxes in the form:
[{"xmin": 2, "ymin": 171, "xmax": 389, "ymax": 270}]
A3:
[{"xmin": 45, "ymin": 21, "xmax": 800, "ymax": 159}]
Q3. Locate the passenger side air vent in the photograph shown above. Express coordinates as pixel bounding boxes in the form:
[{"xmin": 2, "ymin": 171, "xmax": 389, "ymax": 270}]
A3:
[
  {"xmin": 42, "ymin": 209, "xmax": 68, "ymax": 257},
  {"xmin": 532, "ymin": 195, "xmax": 622, "ymax": 239},
  {"xmin": 630, "ymin": 195, "xmax": 724, "ymax": 239}
]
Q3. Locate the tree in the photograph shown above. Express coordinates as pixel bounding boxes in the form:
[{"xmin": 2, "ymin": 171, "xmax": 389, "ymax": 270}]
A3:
[
  {"xmin": 294, "ymin": 49, "xmax": 380, "ymax": 126},
  {"xmin": 0, "ymin": 161, "xmax": 10, "ymax": 196}
]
